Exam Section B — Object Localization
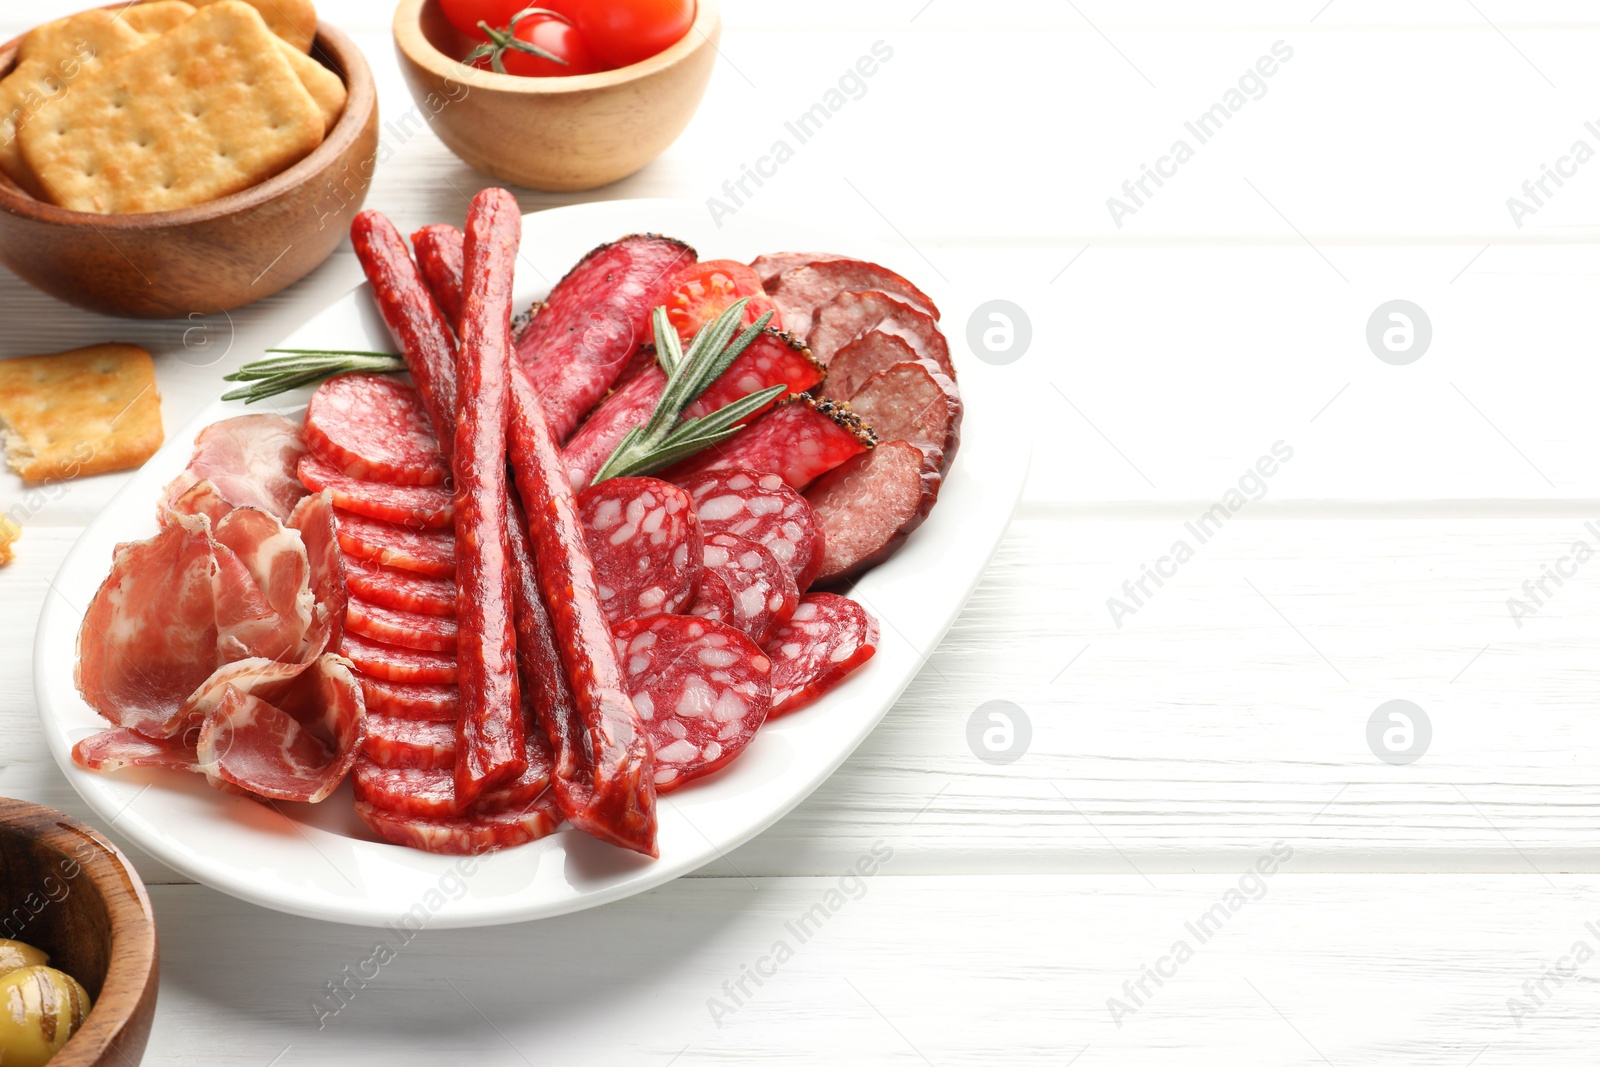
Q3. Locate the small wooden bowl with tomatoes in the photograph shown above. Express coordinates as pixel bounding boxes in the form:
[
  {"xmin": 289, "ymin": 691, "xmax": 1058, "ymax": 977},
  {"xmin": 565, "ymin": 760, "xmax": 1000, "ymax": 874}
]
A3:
[{"xmin": 394, "ymin": 0, "xmax": 719, "ymax": 192}]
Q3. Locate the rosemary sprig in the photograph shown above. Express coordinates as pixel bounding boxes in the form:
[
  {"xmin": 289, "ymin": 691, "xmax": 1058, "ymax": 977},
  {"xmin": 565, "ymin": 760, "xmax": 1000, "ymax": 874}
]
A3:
[
  {"xmin": 221, "ymin": 348, "xmax": 405, "ymax": 403},
  {"xmin": 591, "ymin": 299, "xmax": 785, "ymax": 484}
]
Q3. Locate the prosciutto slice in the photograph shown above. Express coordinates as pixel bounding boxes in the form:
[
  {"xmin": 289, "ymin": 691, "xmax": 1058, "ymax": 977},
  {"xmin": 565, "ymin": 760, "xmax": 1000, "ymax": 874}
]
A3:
[
  {"xmin": 288, "ymin": 491, "xmax": 346, "ymax": 648},
  {"xmin": 213, "ymin": 507, "xmax": 315, "ymax": 662},
  {"xmin": 72, "ymin": 728, "xmax": 200, "ymax": 774},
  {"xmin": 160, "ymin": 415, "xmax": 309, "ymax": 523}
]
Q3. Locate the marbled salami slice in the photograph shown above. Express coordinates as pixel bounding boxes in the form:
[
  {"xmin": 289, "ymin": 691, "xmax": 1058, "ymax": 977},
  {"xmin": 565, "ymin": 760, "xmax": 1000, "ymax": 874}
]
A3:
[
  {"xmin": 699, "ymin": 532, "xmax": 798, "ymax": 644},
  {"xmin": 343, "ymin": 560, "xmax": 456, "ymax": 616},
  {"xmin": 304, "ymin": 374, "xmax": 448, "ymax": 486},
  {"xmin": 612, "ymin": 615, "xmax": 773, "ymax": 792},
  {"xmin": 358, "ymin": 677, "xmax": 459, "ymax": 722},
  {"xmin": 340, "ymin": 631, "xmax": 459, "ymax": 685},
  {"xmin": 355, "ymin": 789, "xmax": 562, "ymax": 855},
  {"xmin": 352, "ymin": 734, "xmax": 553, "ymax": 817},
  {"xmin": 768, "ymin": 260, "xmax": 940, "ymax": 340},
  {"xmin": 763, "ymin": 593, "xmax": 879, "ymax": 717},
  {"xmin": 679, "ymin": 467, "xmax": 826, "ymax": 591},
  {"xmin": 362, "ymin": 716, "xmax": 456, "ymax": 769},
  {"xmin": 806, "ymin": 291, "xmax": 954, "ymax": 375},
  {"xmin": 805, "ymin": 441, "xmax": 941, "ymax": 584},
  {"xmin": 577, "ymin": 476, "xmax": 701, "ymax": 625},
  {"xmin": 346, "ymin": 595, "xmax": 459, "ymax": 653},
  {"xmin": 561, "ymin": 368, "xmax": 666, "ymax": 492},
  {"xmin": 818, "ymin": 331, "xmax": 919, "ymax": 402},
  {"xmin": 297, "ymin": 453, "xmax": 453, "ymax": 528},
  {"xmin": 846, "ymin": 362, "xmax": 963, "ymax": 476},
  {"xmin": 681, "ymin": 329, "xmax": 824, "ymax": 422},
  {"xmin": 666, "ymin": 397, "xmax": 874, "ymax": 491},
  {"xmin": 686, "ymin": 567, "xmax": 737, "ymax": 629},
  {"xmin": 334, "ymin": 509, "xmax": 456, "ymax": 577}
]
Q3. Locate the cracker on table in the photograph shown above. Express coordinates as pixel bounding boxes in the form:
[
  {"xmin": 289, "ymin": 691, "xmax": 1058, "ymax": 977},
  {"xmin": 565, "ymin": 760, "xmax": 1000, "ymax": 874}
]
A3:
[
  {"xmin": 184, "ymin": 0, "xmax": 317, "ymax": 52},
  {"xmin": 20, "ymin": 1, "xmax": 323, "ymax": 214},
  {"xmin": 0, "ymin": 344, "xmax": 163, "ymax": 484},
  {"xmin": 0, "ymin": 518, "xmax": 18, "ymax": 567},
  {"xmin": 272, "ymin": 36, "xmax": 344, "ymax": 134},
  {"xmin": 123, "ymin": 1, "xmax": 197, "ymax": 36},
  {"xmin": 0, "ymin": 9, "xmax": 147, "ymax": 198}
]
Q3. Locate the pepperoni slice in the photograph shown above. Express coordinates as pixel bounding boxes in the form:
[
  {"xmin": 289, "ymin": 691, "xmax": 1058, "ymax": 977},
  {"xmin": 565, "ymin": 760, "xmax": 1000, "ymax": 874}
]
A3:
[
  {"xmin": 297, "ymin": 453, "xmax": 453, "ymax": 528},
  {"xmin": 340, "ymin": 631, "xmax": 458, "ymax": 684},
  {"xmin": 358, "ymin": 677, "xmax": 459, "ymax": 721},
  {"xmin": 666, "ymin": 398, "xmax": 875, "ymax": 491},
  {"xmin": 612, "ymin": 615, "xmax": 772, "ymax": 792},
  {"xmin": 763, "ymin": 593, "xmax": 879, "ymax": 717},
  {"xmin": 356, "ymin": 790, "xmax": 563, "ymax": 855},
  {"xmin": 343, "ymin": 560, "xmax": 456, "ymax": 615},
  {"xmin": 304, "ymin": 374, "xmax": 449, "ymax": 486},
  {"xmin": 352, "ymin": 734, "xmax": 552, "ymax": 817},
  {"xmin": 334, "ymin": 509, "xmax": 456, "ymax": 577},
  {"xmin": 577, "ymin": 476, "xmax": 702, "ymax": 625},
  {"xmin": 346, "ymin": 595, "xmax": 459, "ymax": 653},
  {"xmin": 679, "ymin": 467, "xmax": 826, "ymax": 591},
  {"xmin": 699, "ymin": 532, "xmax": 798, "ymax": 645},
  {"xmin": 362, "ymin": 716, "xmax": 457, "ymax": 769}
]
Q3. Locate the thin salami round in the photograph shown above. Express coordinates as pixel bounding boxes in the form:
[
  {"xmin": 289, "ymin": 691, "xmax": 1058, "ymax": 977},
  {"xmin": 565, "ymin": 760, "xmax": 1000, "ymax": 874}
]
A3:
[
  {"xmin": 679, "ymin": 467, "xmax": 826, "ymax": 591},
  {"xmin": 297, "ymin": 453, "xmax": 453, "ymax": 528},
  {"xmin": 344, "ymin": 560, "xmax": 456, "ymax": 616},
  {"xmin": 334, "ymin": 509, "xmax": 456, "ymax": 577},
  {"xmin": 340, "ymin": 631, "xmax": 459, "ymax": 685},
  {"xmin": 355, "ymin": 790, "xmax": 563, "ymax": 855},
  {"xmin": 806, "ymin": 291, "xmax": 953, "ymax": 375},
  {"xmin": 362, "ymin": 716, "xmax": 457, "ymax": 769},
  {"xmin": 805, "ymin": 441, "xmax": 940, "ymax": 584},
  {"xmin": 353, "ymin": 734, "xmax": 552, "ymax": 816},
  {"xmin": 577, "ymin": 476, "xmax": 702, "ymax": 625},
  {"xmin": 304, "ymin": 374, "xmax": 448, "ymax": 486},
  {"xmin": 699, "ymin": 532, "xmax": 799, "ymax": 645},
  {"xmin": 346, "ymin": 595, "xmax": 459, "ymax": 653},
  {"xmin": 768, "ymin": 259, "xmax": 940, "ymax": 340},
  {"xmin": 612, "ymin": 615, "xmax": 773, "ymax": 792},
  {"xmin": 763, "ymin": 593, "xmax": 880, "ymax": 717},
  {"xmin": 358, "ymin": 677, "xmax": 459, "ymax": 722},
  {"xmin": 818, "ymin": 331, "xmax": 919, "ymax": 402},
  {"xmin": 846, "ymin": 362, "xmax": 962, "ymax": 476}
]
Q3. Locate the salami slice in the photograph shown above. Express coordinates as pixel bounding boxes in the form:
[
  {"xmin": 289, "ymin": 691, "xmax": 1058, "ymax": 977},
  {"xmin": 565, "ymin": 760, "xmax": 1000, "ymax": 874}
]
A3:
[
  {"xmin": 818, "ymin": 331, "xmax": 918, "ymax": 402},
  {"xmin": 611, "ymin": 344, "xmax": 658, "ymax": 392},
  {"xmin": 411, "ymin": 223, "xmax": 465, "ymax": 333},
  {"xmin": 334, "ymin": 509, "xmax": 456, "ymax": 577},
  {"xmin": 685, "ymin": 567, "xmax": 737, "ymax": 629},
  {"xmin": 340, "ymin": 631, "xmax": 459, "ymax": 685},
  {"xmin": 352, "ymin": 734, "xmax": 552, "ymax": 817},
  {"xmin": 516, "ymin": 234, "xmax": 697, "ymax": 442},
  {"xmin": 679, "ymin": 467, "xmax": 826, "ymax": 591},
  {"xmin": 346, "ymin": 595, "xmax": 459, "ymax": 653},
  {"xmin": 806, "ymin": 291, "xmax": 954, "ymax": 375},
  {"xmin": 577, "ymin": 476, "xmax": 702, "ymax": 625},
  {"xmin": 343, "ymin": 560, "xmax": 455, "ymax": 616},
  {"xmin": 612, "ymin": 615, "xmax": 773, "ymax": 792},
  {"xmin": 561, "ymin": 367, "xmax": 666, "ymax": 493},
  {"xmin": 751, "ymin": 251, "xmax": 850, "ymax": 286},
  {"xmin": 362, "ymin": 716, "xmax": 456, "ymax": 769},
  {"xmin": 681, "ymin": 329, "xmax": 824, "ymax": 422},
  {"xmin": 158, "ymin": 414, "xmax": 309, "ymax": 524},
  {"xmin": 304, "ymin": 374, "xmax": 449, "ymax": 486},
  {"xmin": 358, "ymin": 677, "xmax": 459, "ymax": 722},
  {"xmin": 296, "ymin": 453, "xmax": 453, "ymax": 528},
  {"xmin": 355, "ymin": 789, "xmax": 563, "ymax": 855},
  {"xmin": 666, "ymin": 397, "xmax": 875, "ymax": 491},
  {"xmin": 805, "ymin": 440, "xmax": 940, "ymax": 584},
  {"xmin": 846, "ymin": 362, "xmax": 963, "ymax": 476},
  {"xmin": 768, "ymin": 260, "xmax": 940, "ymax": 340},
  {"xmin": 763, "ymin": 593, "xmax": 879, "ymax": 717},
  {"xmin": 698, "ymin": 532, "xmax": 799, "ymax": 644}
]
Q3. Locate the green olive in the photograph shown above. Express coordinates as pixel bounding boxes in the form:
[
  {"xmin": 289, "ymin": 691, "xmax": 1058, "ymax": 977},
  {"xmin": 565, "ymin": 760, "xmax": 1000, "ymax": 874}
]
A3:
[
  {"xmin": 0, "ymin": 941, "xmax": 48, "ymax": 978},
  {"xmin": 0, "ymin": 965, "xmax": 92, "ymax": 1067}
]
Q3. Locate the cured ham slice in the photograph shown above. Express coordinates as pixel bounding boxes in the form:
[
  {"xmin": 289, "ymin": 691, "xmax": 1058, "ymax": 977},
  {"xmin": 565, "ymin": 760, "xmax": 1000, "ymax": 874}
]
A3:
[
  {"xmin": 213, "ymin": 506, "xmax": 315, "ymax": 662},
  {"xmin": 288, "ymin": 491, "xmax": 346, "ymax": 646},
  {"xmin": 159, "ymin": 414, "xmax": 309, "ymax": 523},
  {"xmin": 72, "ymin": 728, "xmax": 199, "ymax": 774}
]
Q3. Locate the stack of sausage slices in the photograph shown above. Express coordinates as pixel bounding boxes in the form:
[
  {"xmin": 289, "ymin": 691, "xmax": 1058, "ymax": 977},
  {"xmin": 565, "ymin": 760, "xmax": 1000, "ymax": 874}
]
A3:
[{"xmin": 71, "ymin": 189, "xmax": 961, "ymax": 857}]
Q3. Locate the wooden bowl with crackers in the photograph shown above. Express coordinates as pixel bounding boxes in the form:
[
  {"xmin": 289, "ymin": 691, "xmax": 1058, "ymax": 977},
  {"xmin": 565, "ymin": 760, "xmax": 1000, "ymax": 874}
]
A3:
[
  {"xmin": 393, "ymin": 0, "xmax": 719, "ymax": 192},
  {"xmin": 0, "ymin": 1, "xmax": 378, "ymax": 319}
]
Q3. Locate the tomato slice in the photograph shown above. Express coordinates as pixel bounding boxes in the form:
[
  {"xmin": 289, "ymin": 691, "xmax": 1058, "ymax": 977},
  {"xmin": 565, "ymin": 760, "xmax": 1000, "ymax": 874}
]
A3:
[{"xmin": 665, "ymin": 260, "xmax": 780, "ymax": 343}]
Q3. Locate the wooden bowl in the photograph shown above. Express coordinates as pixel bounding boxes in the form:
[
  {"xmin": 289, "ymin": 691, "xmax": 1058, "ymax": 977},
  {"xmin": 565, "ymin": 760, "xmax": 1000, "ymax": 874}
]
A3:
[
  {"xmin": 394, "ymin": 0, "xmax": 720, "ymax": 192},
  {"xmin": 0, "ymin": 16, "xmax": 379, "ymax": 319},
  {"xmin": 0, "ymin": 797, "xmax": 157, "ymax": 1065}
]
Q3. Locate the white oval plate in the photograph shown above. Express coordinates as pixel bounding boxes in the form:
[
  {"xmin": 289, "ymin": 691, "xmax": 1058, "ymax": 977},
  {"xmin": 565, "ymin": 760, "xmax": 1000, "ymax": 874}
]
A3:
[{"xmin": 35, "ymin": 199, "xmax": 1027, "ymax": 927}]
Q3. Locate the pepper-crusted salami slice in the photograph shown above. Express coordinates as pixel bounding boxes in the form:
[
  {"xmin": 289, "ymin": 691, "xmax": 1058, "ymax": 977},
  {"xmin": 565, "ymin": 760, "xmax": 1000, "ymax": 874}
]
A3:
[
  {"xmin": 699, "ymin": 532, "xmax": 799, "ymax": 644},
  {"xmin": 353, "ymin": 733, "xmax": 552, "ymax": 817},
  {"xmin": 561, "ymin": 367, "xmax": 666, "ymax": 492},
  {"xmin": 666, "ymin": 397, "xmax": 875, "ymax": 491},
  {"xmin": 362, "ymin": 716, "xmax": 457, "ymax": 769},
  {"xmin": 681, "ymin": 329, "xmax": 824, "ymax": 422},
  {"xmin": 846, "ymin": 362, "xmax": 963, "ymax": 476},
  {"xmin": 807, "ymin": 290, "xmax": 954, "ymax": 376},
  {"xmin": 612, "ymin": 615, "xmax": 772, "ymax": 792},
  {"xmin": 355, "ymin": 789, "xmax": 562, "ymax": 855},
  {"xmin": 346, "ymin": 595, "xmax": 459, "ymax": 653},
  {"xmin": 452, "ymin": 187, "xmax": 527, "ymax": 805},
  {"xmin": 818, "ymin": 331, "xmax": 919, "ymax": 403},
  {"xmin": 343, "ymin": 560, "xmax": 456, "ymax": 616},
  {"xmin": 680, "ymin": 467, "xmax": 826, "ymax": 592},
  {"xmin": 334, "ymin": 509, "xmax": 456, "ymax": 577},
  {"xmin": 341, "ymin": 631, "xmax": 459, "ymax": 685},
  {"xmin": 411, "ymin": 223, "xmax": 466, "ymax": 333},
  {"xmin": 805, "ymin": 441, "xmax": 941, "ymax": 584},
  {"xmin": 768, "ymin": 260, "xmax": 940, "ymax": 340},
  {"xmin": 577, "ymin": 476, "xmax": 701, "ymax": 625},
  {"xmin": 516, "ymin": 234, "xmax": 696, "ymax": 442},
  {"xmin": 304, "ymin": 374, "xmax": 449, "ymax": 486},
  {"xmin": 297, "ymin": 453, "xmax": 453, "ymax": 528},
  {"xmin": 359, "ymin": 677, "xmax": 459, "ymax": 722},
  {"xmin": 763, "ymin": 593, "xmax": 879, "ymax": 717}
]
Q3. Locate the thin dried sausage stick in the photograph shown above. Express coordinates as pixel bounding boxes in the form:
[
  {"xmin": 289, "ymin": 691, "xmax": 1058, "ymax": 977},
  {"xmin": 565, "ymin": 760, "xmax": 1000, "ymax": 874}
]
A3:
[{"xmin": 412, "ymin": 224, "xmax": 466, "ymax": 334}]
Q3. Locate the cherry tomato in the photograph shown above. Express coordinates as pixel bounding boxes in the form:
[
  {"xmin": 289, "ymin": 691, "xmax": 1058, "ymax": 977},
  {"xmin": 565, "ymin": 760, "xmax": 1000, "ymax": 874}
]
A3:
[
  {"xmin": 438, "ymin": 0, "xmax": 527, "ymax": 41},
  {"xmin": 474, "ymin": 14, "xmax": 603, "ymax": 76},
  {"xmin": 550, "ymin": 0, "xmax": 696, "ymax": 69},
  {"xmin": 666, "ymin": 260, "xmax": 778, "ymax": 342}
]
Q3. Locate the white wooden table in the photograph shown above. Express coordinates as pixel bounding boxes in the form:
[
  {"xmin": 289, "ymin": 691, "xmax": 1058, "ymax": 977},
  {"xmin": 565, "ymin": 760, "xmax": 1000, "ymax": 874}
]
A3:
[{"xmin": 5, "ymin": 1, "xmax": 1600, "ymax": 1061}]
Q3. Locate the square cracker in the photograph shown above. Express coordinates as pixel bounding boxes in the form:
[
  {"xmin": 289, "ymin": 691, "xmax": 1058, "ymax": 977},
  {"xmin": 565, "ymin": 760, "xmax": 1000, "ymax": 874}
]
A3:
[
  {"xmin": 123, "ymin": 1, "xmax": 197, "ymax": 36},
  {"xmin": 0, "ymin": 344, "xmax": 164, "ymax": 484},
  {"xmin": 272, "ymin": 36, "xmax": 344, "ymax": 133},
  {"xmin": 20, "ymin": 1, "xmax": 323, "ymax": 214},
  {"xmin": 0, "ymin": 517, "xmax": 17, "ymax": 567},
  {"xmin": 0, "ymin": 9, "xmax": 148, "ymax": 197},
  {"xmin": 182, "ymin": 0, "xmax": 317, "ymax": 52}
]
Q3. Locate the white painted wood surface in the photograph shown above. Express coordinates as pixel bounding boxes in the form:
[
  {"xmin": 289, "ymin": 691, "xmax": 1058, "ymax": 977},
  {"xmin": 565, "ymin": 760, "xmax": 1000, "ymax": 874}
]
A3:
[{"xmin": 3, "ymin": 1, "xmax": 1600, "ymax": 1061}]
